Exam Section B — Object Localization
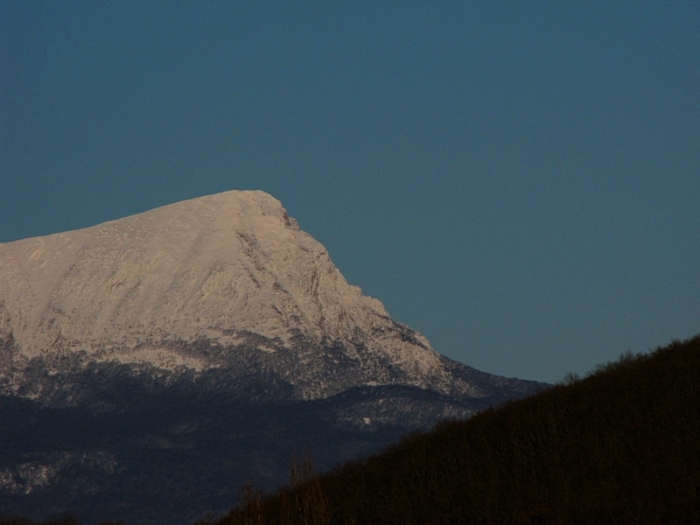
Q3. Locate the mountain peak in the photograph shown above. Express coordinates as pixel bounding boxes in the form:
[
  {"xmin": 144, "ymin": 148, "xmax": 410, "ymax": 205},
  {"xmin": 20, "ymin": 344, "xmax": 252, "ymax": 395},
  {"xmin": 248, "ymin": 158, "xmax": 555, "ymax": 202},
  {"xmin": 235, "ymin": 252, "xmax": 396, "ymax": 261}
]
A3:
[{"xmin": 1, "ymin": 191, "xmax": 457, "ymax": 396}]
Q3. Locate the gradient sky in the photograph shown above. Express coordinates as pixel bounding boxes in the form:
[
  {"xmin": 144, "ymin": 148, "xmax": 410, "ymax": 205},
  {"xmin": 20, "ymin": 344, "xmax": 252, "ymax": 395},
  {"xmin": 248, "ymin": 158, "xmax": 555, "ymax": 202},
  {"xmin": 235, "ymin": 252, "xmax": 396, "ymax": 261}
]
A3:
[{"xmin": 1, "ymin": 1, "xmax": 699, "ymax": 383}]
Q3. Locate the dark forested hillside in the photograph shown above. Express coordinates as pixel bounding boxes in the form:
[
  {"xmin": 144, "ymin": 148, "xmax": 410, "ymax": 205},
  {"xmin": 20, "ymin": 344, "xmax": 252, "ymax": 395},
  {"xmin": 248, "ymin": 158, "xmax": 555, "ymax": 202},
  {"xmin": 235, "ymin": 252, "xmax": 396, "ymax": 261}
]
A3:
[{"xmin": 213, "ymin": 335, "xmax": 700, "ymax": 525}]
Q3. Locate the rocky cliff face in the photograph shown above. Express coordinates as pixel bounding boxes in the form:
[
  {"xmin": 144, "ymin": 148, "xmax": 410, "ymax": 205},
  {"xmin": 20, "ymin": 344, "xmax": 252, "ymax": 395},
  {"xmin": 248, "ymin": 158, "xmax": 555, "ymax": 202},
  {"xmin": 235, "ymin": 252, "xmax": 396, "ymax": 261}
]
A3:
[{"xmin": 0, "ymin": 191, "xmax": 546, "ymax": 524}]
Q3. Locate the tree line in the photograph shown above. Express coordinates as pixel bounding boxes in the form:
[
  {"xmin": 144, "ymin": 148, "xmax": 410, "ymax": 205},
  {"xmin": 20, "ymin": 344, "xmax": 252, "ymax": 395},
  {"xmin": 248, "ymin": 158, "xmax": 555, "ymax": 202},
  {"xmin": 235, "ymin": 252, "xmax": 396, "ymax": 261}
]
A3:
[{"xmin": 212, "ymin": 335, "xmax": 700, "ymax": 525}]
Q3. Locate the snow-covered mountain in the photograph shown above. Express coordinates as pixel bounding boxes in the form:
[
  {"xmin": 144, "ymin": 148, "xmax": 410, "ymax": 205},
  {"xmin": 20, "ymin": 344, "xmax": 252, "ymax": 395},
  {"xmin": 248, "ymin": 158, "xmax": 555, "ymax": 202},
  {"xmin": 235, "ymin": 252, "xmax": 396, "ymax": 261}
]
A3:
[
  {"xmin": 1, "ymin": 190, "xmax": 508, "ymax": 400},
  {"xmin": 0, "ymin": 190, "xmax": 545, "ymax": 524}
]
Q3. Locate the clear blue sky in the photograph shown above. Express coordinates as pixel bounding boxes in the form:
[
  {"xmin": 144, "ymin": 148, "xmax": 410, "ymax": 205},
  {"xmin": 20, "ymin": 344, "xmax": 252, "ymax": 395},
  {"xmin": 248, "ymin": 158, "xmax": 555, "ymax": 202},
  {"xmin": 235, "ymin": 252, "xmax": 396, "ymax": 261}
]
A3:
[{"xmin": 2, "ymin": 1, "xmax": 699, "ymax": 383}]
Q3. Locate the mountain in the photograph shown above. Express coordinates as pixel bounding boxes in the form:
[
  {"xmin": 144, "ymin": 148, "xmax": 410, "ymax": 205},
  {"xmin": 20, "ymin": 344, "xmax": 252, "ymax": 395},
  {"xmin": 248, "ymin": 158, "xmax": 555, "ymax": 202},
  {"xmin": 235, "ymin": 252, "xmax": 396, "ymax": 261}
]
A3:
[{"xmin": 0, "ymin": 190, "xmax": 545, "ymax": 524}]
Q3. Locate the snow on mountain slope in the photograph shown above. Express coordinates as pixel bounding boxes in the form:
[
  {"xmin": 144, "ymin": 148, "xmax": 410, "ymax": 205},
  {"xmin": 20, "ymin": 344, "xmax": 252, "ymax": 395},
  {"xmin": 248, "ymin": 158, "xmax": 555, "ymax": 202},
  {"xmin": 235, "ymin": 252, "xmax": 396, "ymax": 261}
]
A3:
[{"xmin": 0, "ymin": 190, "xmax": 464, "ymax": 398}]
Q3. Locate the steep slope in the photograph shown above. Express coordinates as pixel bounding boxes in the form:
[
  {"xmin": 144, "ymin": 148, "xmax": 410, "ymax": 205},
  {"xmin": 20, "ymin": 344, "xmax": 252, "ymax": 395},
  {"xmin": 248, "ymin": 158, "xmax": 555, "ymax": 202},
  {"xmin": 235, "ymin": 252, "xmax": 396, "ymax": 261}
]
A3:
[{"xmin": 0, "ymin": 190, "xmax": 545, "ymax": 524}]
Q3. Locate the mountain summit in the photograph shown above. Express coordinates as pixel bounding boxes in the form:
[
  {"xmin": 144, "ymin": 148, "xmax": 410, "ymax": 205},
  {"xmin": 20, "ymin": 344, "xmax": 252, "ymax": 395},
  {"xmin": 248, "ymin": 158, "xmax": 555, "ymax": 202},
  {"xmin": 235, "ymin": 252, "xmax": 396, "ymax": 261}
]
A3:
[
  {"xmin": 2, "ymin": 190, "xmax": 490, "ymax": 399},
  {"xmin": 0, "ymin": 191, "xmax": 545, "ymax": 524}
]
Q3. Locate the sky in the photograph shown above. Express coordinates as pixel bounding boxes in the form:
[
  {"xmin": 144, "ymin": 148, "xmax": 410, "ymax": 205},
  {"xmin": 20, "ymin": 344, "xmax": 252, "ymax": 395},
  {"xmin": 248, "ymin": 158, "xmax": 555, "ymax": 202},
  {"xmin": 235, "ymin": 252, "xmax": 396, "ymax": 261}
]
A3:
[{"xmin": 1, "ymin": 1, "xmax": 699, "ymax": 383}]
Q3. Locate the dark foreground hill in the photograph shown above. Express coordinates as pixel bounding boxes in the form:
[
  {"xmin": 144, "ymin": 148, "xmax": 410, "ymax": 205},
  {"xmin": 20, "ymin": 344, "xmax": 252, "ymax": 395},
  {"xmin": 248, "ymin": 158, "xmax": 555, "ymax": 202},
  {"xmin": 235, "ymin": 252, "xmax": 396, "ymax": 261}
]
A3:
[{"xmin": 208, "ymin": 335, "xmax": 700, "ymax": 525}]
